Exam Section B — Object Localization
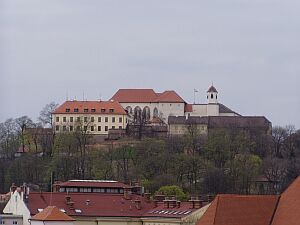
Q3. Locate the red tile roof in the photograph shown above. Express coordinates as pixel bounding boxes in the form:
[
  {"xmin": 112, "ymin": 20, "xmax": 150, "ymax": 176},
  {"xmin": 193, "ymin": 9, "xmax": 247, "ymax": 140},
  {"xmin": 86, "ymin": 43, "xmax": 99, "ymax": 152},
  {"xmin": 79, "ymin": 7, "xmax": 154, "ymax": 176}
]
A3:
[
  {"xmin": 27, "ymin": 192, "xmax": 154, "ymax": 218},
  {"xmin": 59, "ymin": 180, "xmax": 131, "ymax": 189},
  {"xmin": 143, "ymin": 202, "xmax": 200, "ymax": 218},
  {"xmin": 111, "ymin": 89, "xmax": 185, "ymax": 103},
  {"xmin": 271, "ymin": 176, "xmax": 300, "ymax": 225},
  {"xmin": 30, "ymin": 206, "xmax": 75, "ymax": 221},
  {"xmin": 196, "ymin": 195, "xmax": 279, "ymax": 225},
  {"xmin": 52, "ymin": 101, "xmax": 126, "ymax": 115},
  {"xmin": 26, "ymin": 192, "xmax": 200, "ymax": 219}
]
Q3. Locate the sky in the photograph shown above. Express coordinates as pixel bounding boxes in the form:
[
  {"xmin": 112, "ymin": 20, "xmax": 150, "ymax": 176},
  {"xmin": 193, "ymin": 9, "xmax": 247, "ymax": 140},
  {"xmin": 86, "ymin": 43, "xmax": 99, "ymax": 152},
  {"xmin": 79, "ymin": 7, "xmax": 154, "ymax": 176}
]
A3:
[{"xmin": 1, "ymin": 0, "xmax": 300, "ymax": 128}]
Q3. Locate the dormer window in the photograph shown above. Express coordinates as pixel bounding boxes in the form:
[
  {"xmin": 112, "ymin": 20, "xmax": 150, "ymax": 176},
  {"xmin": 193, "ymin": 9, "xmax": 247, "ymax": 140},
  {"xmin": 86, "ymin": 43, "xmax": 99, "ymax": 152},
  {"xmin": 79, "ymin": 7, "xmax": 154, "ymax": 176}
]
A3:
[
  {"xmin": 101, "ymin": 109, "xmax": 106, "ymax": 113},
  {"xmin": 84, "ymin": 108, "xmax": 88, "ymax": 112},
  {"xmin": 74, "ymin": 108, "xmax": 79, "ymax": 112},
  {"xmin": 66, "ymin": 108, "xmax": 70, "ymax": 112},
  {"xmin": 91, "ymin": 108, "xmax": 96, "ymax": 113},
  {"xmin": 109, "ymin": 109, "xmax": 114, "ymax": 113}
]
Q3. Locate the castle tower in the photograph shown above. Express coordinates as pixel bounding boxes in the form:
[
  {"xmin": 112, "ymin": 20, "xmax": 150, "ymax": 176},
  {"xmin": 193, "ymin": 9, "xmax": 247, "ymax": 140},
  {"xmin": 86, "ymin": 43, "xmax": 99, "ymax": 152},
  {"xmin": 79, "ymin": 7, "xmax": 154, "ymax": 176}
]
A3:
[{"xmin": 207, "ymin": 85, "xmax": 218, "ymax": 104}]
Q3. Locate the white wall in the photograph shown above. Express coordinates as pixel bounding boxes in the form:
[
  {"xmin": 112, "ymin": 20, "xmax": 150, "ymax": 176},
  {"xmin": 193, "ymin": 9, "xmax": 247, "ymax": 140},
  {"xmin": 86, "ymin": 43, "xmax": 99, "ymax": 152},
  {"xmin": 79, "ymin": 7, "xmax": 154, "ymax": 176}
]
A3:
[
  {"xmin": 31, "ymin": 221, "xmax": 74, "ymax": 225},
  {"xmin": 3, "ymin": 191, "xmax": 31, "ymax": 225}
]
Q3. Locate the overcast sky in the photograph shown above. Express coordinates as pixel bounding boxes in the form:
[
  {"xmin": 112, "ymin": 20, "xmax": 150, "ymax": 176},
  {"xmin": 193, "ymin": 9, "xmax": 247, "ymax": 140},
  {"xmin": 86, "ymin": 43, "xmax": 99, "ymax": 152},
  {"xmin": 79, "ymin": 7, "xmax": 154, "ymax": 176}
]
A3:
[{"xmin": 1, "ymin": 0, "xmax": 300, "ymax": 128}]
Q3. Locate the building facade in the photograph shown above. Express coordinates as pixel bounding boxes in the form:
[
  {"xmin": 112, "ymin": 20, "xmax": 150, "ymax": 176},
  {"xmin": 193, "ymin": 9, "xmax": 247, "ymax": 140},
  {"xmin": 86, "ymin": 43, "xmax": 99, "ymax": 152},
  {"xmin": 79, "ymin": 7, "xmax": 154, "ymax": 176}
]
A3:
[
  {"xmin": 110, "ymin": 89, "xmax": 186, "ymax": 123},
  {"xmin": 52, "ymin": 100, "xmax": 127, "ymax": 136}
]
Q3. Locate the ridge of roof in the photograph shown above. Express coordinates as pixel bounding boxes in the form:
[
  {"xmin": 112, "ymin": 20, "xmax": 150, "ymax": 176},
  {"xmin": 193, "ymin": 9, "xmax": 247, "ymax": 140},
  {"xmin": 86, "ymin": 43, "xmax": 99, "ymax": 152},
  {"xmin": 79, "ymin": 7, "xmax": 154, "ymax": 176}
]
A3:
[{"xmin": 30, "ymin": 206, "xmax": 75, "ymax": 221}]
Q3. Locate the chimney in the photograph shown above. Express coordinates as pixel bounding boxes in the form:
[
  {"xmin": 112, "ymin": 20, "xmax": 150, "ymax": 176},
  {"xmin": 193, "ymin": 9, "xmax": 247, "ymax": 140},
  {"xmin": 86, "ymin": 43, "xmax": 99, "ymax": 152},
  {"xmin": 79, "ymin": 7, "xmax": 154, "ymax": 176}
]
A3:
[
  {"xmin": 154, "ymin": 194, "xmax": 165, "ymax": 202},
  {"xmin": 52, "ymin": 181, "xmax": 62, "ymax": 192},
  {"xmin": 86, "ymin": 199, "xmax": 90, "ymax": 206},
  {"xmin": 124, "ymin": 187, "xmax": 132, "ymax": 200},
  {"xmin": 144, "ymin": 193, "xmax": 151, "ymax": 202},
  {"xmin": 163, "ymin": 198, "xmax": 170, "ymax": 208},
  {"xmin": 169, "ymin": 196, "xmax": 177, "ymax": 208},
  {"xmin": 65, "ymin": 195, "xmax": 71, "ymax": 204},
  {"xmin": 189, "ymin": 196, "xmax": 203, "ymax": 209},
  {"xmin": 134, "ymin": 199, "xmax": 142, "ymax": 210},
  {"xmin": 176, "ymin": 200, "xmax": 181, "ymax": 208},
  {"xmin": 10, "ymin": 183, "xmax": 17, "ymax": 193}
]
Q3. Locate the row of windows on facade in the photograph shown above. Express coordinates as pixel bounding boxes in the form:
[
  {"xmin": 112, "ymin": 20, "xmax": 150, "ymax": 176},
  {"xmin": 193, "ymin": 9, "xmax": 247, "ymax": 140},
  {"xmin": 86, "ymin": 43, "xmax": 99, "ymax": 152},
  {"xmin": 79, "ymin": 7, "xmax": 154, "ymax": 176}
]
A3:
[
  {"xmin": 55, "ymin": 125, "xmax": 123, "ymax": 132},
  {"xmin": 60, "ymin": 187, "xmax": 124, "ymax": 194},
  {"xmin": 56, "ymin": 116, "xmax": 123, "ymax": 123},
  {"xmin": 0, "ymin": 221, "xmax": 18, "ymax": 224},
  {"xmin": 65, "ymin": 108, "xmax": 115, "ymax": 113}
]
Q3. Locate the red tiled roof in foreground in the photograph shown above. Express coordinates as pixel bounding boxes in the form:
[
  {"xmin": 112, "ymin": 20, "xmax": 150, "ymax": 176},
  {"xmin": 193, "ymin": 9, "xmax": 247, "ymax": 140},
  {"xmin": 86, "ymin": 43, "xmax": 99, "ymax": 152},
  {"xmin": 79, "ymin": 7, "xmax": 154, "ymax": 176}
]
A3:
[
  {"xmin": 53, "ymin": 101, "xmax": 126, "ymax": 115},
  {"xmin": 272, "ymin": 176, "xmax": 300, "ymax": 225},
  {"xmin": 30, "ymin": 206, "xmax": 75, "ymax": 221},
  {"xmin": 111, "ymin": 89, "xmax": 185, "ymax": 103},
  {"xmin": 27, "ymin": 192, "xmax": 201, "ymax": 219},
  {"xmin": 28, "ymin": 192, "xmax": 154, "ymax": 218},
  {"xmin": 196, "ymin": 195, "xmax": 279, "ymax": 225}
]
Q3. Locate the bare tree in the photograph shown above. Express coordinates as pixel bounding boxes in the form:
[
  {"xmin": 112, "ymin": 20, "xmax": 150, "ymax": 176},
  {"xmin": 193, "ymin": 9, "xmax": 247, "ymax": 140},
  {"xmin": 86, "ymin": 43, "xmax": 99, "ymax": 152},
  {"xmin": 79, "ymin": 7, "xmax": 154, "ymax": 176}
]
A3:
[
  {"xmin": 16, "ymin": 116, "xmax": 34, "ymax": 153},
  {"xmin": 38, "ymin": 102, "xmax": 58, "ymax": 128}
]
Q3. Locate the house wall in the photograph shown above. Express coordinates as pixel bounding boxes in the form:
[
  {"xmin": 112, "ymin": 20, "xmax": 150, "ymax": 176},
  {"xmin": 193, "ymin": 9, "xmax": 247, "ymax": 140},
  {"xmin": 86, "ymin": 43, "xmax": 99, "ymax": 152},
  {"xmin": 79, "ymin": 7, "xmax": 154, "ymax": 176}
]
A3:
[
  {"xmin": 168, "ymin": 124, "xmax": 208, "ymax": 136},
  {"xmin": 53, "ymin": 114, "xmax": 127, "ymax": 135},
  {"xmin": 3, "ymin": 192, "xmax": 31, "ymax": 225},
  {"xmin": 0, "ymin": 215, "xmax": 23, "ymax": 225},
  {"xmin": 31, "ymin": 221, "xmax": 74, "ymax": 225}
]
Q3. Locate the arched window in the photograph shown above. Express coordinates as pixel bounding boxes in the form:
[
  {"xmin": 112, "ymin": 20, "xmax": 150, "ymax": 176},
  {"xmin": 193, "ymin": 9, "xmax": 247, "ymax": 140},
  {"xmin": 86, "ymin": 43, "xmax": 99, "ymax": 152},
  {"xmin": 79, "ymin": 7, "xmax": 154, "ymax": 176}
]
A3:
[
  {"xmin": 211, "ymin": 93, "xmax": 214, "ymax": 99},
  {"xmin": 153, "ymin": 107, "xmax": 159, "ymax": 118},
  {"xmin": 125, "ymin": 106, "xmax": 132, "ymax": 115},
  {"xmin": 142, "ymin": 106, "xmax": 151, "ymax": 122},
  {"xmin": 134, "ymin": 106, "xmax": 142, "ymax": 123}
]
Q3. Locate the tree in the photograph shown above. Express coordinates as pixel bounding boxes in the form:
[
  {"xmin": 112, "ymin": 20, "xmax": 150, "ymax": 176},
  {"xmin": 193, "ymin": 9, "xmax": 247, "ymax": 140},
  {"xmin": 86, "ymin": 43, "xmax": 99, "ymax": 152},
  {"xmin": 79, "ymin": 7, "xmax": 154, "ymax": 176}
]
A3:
[
  {"xmin": 156, "ymin": 185, "xmax": 187, "ymax": 201},
  {"xmin": 38, "ymin": 102, "xmax": 58, "ymax": 128},
  {"xmin": 16, "ymin": 116, "xmax": 34, "ymax": 153}
]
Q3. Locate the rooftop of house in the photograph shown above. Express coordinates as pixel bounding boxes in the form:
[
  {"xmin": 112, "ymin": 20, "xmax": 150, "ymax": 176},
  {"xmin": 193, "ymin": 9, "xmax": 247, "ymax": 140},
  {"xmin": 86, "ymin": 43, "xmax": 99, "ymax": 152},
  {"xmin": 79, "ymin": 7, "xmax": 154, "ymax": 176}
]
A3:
[
  {"xmin": 25, "ymin": 192, "xmax": 201, "ymax": 219},
  {"xmin": 57, "ymin": 180, "xmax": 132, "ymax": 189},
  {"xmin": 52, "ymin": 100, "xmax": 126, "ymax": 115},
  {"xmin": 110, "ymin": 89, "xmax": 185, "ymax": 103},
  {"xmin": 196, "ymin": 176, "xmax": 300, "ymax": 225},
  {"xmin": 30, "ymin": 206, "xmax": 75, "ymax": 221}
]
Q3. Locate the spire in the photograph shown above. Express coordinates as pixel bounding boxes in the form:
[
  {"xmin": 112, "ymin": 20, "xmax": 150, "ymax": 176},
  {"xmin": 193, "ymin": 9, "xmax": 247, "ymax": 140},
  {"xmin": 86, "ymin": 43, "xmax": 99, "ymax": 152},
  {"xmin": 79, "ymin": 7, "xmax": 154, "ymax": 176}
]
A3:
[
  {"xmin": 207, "ymin": 84, "xmax": 218, "ymax": 104},
  {"xmin": 207, "ymin": 85, "xmax": 218, "ymax": 93}
]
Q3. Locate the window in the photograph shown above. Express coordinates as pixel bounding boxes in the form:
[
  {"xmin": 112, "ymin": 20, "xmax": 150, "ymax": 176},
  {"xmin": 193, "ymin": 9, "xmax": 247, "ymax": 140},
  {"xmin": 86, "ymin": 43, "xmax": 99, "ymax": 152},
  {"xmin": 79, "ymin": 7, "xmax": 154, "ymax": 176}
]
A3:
[
  {"xmin": 84, "ymin": 126, "xmax": 87, "ymax": 131},
  {"xmin": 98, "ymin": 117, "xmax": 101, "ymax": 122},
  {"xmin": 84, "ymin": 108, "xmax": 88, "ymax": 112},
  {"xmin": 76, "ymin": 126, "xmax": 80, "ymax": 131},
  {"xmin": 0, "ymin": 221, "xmax": 5, "ymax": 224},
  {"xmin": 119, "ymin": 117, "xmax": 122, "ymax": 123},
  {"xmin": 77, "ymin": 117, "xmax": 80, "ymax": 122},
  {"xmin": 91, "ymin": 117, "xmax": 94, "ymax": 122},
  {"xmin": 119, "ymin": 126, "xmax": 122, "ymax": 129},
  {"xmin": 91, "ymin": 126, "xmax": 94, "ymax": 131},
  {"xmin": 112, "ymin": 126, "xmax": 115, "ymax": 129},
  {"xmin": 55, "ymin": 125, "xmax": 59, "ymax": 131},
  {"xmin": 98, "ymin": 126, "xmax": 101, "ymax": 131},
  {"xmin": 74, "ymin": 108, "xmax": 79, "ymax": 112},
  {"xmin": 101, "ymin": 108, "xmax": 106, "ymax": 113},
  {"xmin": 109, "ymin": 109, "xmax": 114, "ymax": 113},
  {"xmin": 211, "ymin": 93, "xmax": 213, "ymax": 98},
  {"xmin": 105, "ymin": 117, "xmax": 108, "ymax": 122},
  {"xmin": 105, "ymin": 126, "xmax": 108, "ymax": 131},
  {"xmin": 13, "ymin": 221, "xmax": 18, "ymax": 224},
  {"xmin": 70, "ymin": 117, "xmax": 73, "ymax": 122},
  {"xmin": 84, "ymin": 117, "xmax": 88, "ymax": 122},
  {"xmin": 56, "ymin": 117, "xmax": 59, "ymax": 122},
  {"xmin": 63, "ymin": 117, "xmax": 66, "ymax": 122},
  {"xmin": 66, "ymin": 108, "xmax": 70, "ymax": 112},
  {"xmin": 91, "ymin": 108, "xmax": 96, "ymax": 112},
  {"xmin": 70, "ymin": 126, "xmax": 73, "ymax": 131},
  {"xmin": 63, "ymin": 126, "xmax": 66, "ymax": 131},
  {"xmin": 112, "ymin": 117, "xmax": 115, "ymax": 123}
]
